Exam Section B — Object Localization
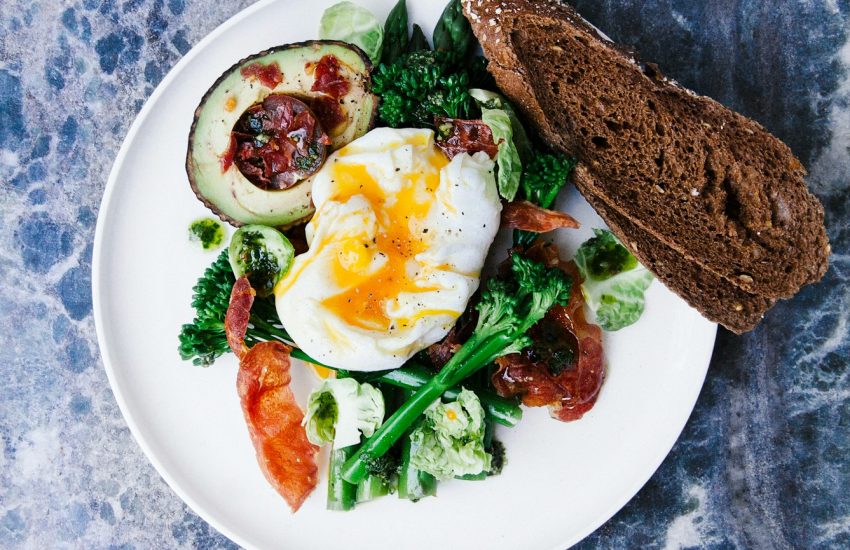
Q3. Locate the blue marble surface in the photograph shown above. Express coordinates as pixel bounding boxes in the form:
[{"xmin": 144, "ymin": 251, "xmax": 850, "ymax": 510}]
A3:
[{"xmin": 0, "ymin": 0, "xmax": 847, "ymax": 548}]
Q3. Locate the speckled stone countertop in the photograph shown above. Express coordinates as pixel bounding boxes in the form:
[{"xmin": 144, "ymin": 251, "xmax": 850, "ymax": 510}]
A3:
[{"xmin": 1, "ymin": 1, "xmax": 848, "ymax": 548}]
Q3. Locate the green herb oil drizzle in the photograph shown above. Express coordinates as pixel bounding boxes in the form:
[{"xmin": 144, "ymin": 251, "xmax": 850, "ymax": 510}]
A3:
[{"xmin": 189, "ymin": 218, "xmax": 225, "ymax": 250}]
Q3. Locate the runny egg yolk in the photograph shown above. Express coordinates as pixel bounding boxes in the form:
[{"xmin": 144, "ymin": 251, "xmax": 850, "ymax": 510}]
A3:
[{"xmin": 320, "ymin": 152, "xmax": 449, "ymax": 331}]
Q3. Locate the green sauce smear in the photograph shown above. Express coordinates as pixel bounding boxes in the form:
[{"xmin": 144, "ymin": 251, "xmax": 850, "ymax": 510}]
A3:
[
  {"xmin": 587, "ymin": 236, "xmax": 638, "ymax": 280},
  {"xmin": 189, "ymin": 218, "xmax": 225, "ymax": 250}
]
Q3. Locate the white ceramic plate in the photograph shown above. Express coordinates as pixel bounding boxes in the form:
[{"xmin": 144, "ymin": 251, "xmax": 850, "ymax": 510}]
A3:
[{"xmin": 92, "ymin": 1, "xmax": 717, "ymax": 548}]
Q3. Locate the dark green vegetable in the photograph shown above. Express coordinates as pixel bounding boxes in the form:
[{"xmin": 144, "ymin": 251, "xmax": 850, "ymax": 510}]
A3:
[
  {"xmin": 487, "ymin": 439, "xmax": 506, "ymax": 476},
  {"xmin": 407, "ymin": 23, "xmax": 429, "ymax": 53},
  {"xmin": 515, "ymin": 152, "xmax": 577, "ymax": 247},
  {"xmin": 356, "ymin": 474, "xmax": 394, "ymax": 502},
  {"xmin": 359, "ymin": 452, "xmax": 398, "ymax": 501},
  {"xmin": 372, "ymin": 50, "xmax": 474, "ymax": 128},
  {"xmin": 341, "ymin": 254, "xmax": 572, "ymax": 484},
  {"xmin": 178, "ymin": 250, "xmax": 276, "ymax": 366},
  {"xmin": 381, "ymin": 0, "xmax": 409, "ymax": 64},
  {"xmin": 521, "ymin": 152, "xmax": 577, "ymax": 210},
  {"xmin": 178, "ymin": 249, "xmax": 308, "ymax": 366},
  {"xmin": 467, "ymin": 56, "xmax": 495, "ymax": 90},
  {"xmin": 432, "ymin": 0, "xmax": 474, "ymax": 67},
  {"xmin": 327, "ymin": 446, "xmax": 358, "ymax": 511},
  {"xmin": 379, "ymin": 365, "xmax": 521, "ymax": 427},
  {"xmin": 398, "ymin": 436, "xmax": 438, "ymax": 499},
  {"xmin": 456, "ymin": 471, "xmax": 488, "ymax": 481},
  {"xmin": 364, "ymin": 452, "xmax": 399, "ymax": 484}
]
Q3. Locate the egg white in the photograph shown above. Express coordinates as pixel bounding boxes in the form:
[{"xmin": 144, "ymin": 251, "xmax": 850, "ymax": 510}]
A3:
[{"xmin": 275, "ymin": 128, "xmax": 501, "ymax": 371}]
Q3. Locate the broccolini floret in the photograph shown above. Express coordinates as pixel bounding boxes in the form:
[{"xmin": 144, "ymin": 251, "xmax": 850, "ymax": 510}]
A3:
[
  {"xmin": 372, "ymin": 50, "xmax": 478, "ymax": 128},
  {"xmin": 177, "ymin": 249, "xmax": 289, "ymax": 366},
  {"xmin": 364, "ymin": 453, "xmax": 400, "ymax": 485},
  {"xmin": 178, "ymin": 250, "xmax": 234, "ymax": 366},
  {"xmin": 521, "ymin": 152, "xmax": 577, "ymax": 209}
]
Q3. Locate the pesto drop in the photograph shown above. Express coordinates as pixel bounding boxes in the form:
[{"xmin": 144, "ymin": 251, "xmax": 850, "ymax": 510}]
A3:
[{"xmin": 189, "ymin": 218, "xmax": 225, "ymax": 250}]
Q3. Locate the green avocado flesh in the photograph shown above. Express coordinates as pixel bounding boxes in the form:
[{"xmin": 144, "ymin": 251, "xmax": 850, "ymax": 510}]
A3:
[{"xmin": 187, "ymin": 41, "xmax": 377, "ymax": 228}]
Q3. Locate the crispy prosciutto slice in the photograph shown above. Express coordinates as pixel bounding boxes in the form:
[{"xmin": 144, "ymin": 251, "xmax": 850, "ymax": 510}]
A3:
[
  {"xmin": 237, "ymin": 341, "xmax": 319, "ymax": 511},
  {"xmin": 309, "ymin": 54, "xmax": 351, "ymax": 99},
  {"xmin": 434, "ymin": 117, "xmax": 500, "ymax": 159},
  {"xmin": 491, "ymin": 243, "xmax": 605, "ymax": 422},
  {"xmin": 225, "ymin": 276, "xmax": 255, "ymax": 358},
  {"xmin": 502, "ymin": 200, "xmax": 580, "ymax": 233},
  {"xmin": 226, "ymin": 278, "xmax": 318, "ymax": 511}
]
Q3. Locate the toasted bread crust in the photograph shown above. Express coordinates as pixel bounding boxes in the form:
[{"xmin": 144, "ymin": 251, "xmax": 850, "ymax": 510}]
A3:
[{"xmin": 464, "ymin": 0, "xmax": 829, "ymax": 330}]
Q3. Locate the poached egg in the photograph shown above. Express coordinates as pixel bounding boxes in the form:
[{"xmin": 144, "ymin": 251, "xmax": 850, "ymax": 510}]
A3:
[{"xmin": 275, "ymin": 128, "xmax": 501, "ymax": 371}]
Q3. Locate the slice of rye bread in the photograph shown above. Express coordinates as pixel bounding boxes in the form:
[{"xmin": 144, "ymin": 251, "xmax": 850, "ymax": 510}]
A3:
[
  {"xmin": 462, "ymin": 0, "xmax": 829, "ymax": 300},
  {"xmin": 575, "ymin": 165, "xmax": 774, "ymax": 333}
]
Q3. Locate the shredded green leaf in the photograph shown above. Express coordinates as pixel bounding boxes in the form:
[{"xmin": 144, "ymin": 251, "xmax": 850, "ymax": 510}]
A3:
[{"xmin": 481, "ymin": 107, "xmax": 522, "ymax": 201}]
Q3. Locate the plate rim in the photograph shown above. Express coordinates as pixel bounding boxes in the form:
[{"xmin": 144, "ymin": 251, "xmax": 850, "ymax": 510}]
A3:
[{"xmin": 91, "ymin": 1, "xmax": 718, "ymax": 548}]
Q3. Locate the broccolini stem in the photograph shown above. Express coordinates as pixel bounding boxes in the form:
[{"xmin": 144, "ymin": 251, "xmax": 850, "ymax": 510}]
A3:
[
  {"xmin": 342, "ymin": 370, "xmax": 450, "ymax": 484},
  {"xmin": 398, "ymin": 389, "xmax": 437, "ymax": 501},
  {"xmin": 327, "ymin": 447, "xmax": 357, "ymax": 511},
  {"xmin": 355, "ymin": 474, "xmax": 394, "ymax": 503},
  {"xmin": 380, "ymin": 366, "xmax": 521, "ymax": 427}
]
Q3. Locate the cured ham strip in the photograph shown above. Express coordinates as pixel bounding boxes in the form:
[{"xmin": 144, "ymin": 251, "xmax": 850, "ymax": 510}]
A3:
[
  {"xmin": 237, "ymin": 341, "xmax": 319, "ymax": 511},
  {"xmin": 546, "ymin": 277, "xmax": 605, "ymax": 422},
  {"xmin": 225, "ymin": 276, "xmax": 255, "ymax": 358},
  {"xmin": 501, "ymin": 200, "xmax": 580, "ymax": 233},
  {"xmin": 239, "ymin": 61, "xmax": 284, "ymax": 89},
  {"xmin": 434, "ymin": 117, "xmax": 500, "ymax": 160},
  {"xmin": 492, "ymin": 243, "xmax": 605, "ymax": 422},
  {"xmin": 310, "ymin": 54, "xmax": 350, "ymax": 99}
]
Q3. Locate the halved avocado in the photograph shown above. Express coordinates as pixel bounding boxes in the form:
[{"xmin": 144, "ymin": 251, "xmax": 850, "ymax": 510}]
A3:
[{"xmin": 187, "ymin": 40, "xmax": 378, "ymax": 227}]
